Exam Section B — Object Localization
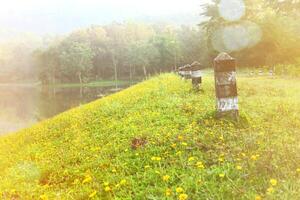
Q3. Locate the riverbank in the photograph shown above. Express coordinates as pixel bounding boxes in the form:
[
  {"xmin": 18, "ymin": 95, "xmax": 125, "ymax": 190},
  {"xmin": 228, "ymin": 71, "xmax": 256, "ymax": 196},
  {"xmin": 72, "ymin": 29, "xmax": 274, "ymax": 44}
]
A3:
[
  {"xmin": 0, "ymin": 79, "xmax": 137, "ymax": 88},
  {"xmin": 0, "ymin": 74, "xmax": 299, "ymax": 199}
]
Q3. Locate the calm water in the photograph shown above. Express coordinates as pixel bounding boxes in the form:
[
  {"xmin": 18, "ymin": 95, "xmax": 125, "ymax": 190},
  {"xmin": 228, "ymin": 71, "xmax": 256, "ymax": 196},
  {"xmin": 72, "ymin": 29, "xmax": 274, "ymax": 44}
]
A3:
[{"xmin": 0, "ymin": 84, "xmax": 130, "ymax": 135}]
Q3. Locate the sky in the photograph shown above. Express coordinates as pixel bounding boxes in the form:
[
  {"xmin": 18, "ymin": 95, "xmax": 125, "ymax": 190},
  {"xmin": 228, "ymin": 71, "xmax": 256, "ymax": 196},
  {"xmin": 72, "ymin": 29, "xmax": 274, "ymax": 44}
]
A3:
[{"xmin": 0, "ymin": 0, "xmax": 210, "ymax": 34}]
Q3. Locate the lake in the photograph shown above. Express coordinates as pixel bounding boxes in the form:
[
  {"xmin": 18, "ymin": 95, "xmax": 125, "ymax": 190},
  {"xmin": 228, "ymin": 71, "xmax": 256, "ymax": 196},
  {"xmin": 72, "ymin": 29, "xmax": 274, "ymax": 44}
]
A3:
[{"xmin": 0, "ymin": 84, "xmax": 131, "ymax": 135}]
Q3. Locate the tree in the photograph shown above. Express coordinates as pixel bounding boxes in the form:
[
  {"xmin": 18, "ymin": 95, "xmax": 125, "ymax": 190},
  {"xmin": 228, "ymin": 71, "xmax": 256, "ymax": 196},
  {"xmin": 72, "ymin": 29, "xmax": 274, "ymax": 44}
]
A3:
[{"xmin": 59, "ymin": 42, "xmax": 94, "ymax": 84}]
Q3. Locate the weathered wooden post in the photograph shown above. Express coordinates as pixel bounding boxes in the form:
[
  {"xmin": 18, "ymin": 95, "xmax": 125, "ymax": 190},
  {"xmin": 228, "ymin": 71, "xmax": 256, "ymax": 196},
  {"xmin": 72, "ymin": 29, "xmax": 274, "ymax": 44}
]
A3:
[
  {"xmin": 214, "ymin": 53, "xmax": 238, "ymax": 120},
  {"xmin": 178, "ymin": 66, "xmax": 185, "ymax": 78},
  {"xmin": 190, "ymin": 61, "xmax": 203, "ymax": 91},
  {"xmin": 182, "ymin": 64, "xmax": 192, "ymax": 80}
]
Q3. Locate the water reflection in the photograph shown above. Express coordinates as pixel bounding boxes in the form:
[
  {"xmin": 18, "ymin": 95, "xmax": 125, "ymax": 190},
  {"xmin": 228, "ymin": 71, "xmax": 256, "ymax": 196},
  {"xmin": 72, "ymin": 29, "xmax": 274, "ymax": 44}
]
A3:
[{"xmin": 0, "ymin": 85, "xmax": 129, "ymax": 135}]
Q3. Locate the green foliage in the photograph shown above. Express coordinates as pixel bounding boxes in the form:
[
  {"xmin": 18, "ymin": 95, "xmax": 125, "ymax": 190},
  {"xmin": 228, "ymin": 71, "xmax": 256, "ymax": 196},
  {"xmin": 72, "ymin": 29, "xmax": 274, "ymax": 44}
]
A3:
[
  {"xmin": 201, "ymin": 0, "xmax": 300, "ymax": 67},
  {"xmin": 34, "ymin": 23, "xmax": 208, "ymax": 84},
  {"xmin": 0, "ymin": 74, "xmax": 299, "ymax": 199},
  {"xmin": 59, "ymin": 41, "xmax": 95, "ymax": 83}
]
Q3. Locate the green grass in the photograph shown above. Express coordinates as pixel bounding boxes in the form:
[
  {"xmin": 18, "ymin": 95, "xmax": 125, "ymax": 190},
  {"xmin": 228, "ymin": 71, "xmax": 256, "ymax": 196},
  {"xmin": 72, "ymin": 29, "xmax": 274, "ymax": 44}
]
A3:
[{"xmin": 0, "ymin": 74, "xmax": 300, "ymax": 200}]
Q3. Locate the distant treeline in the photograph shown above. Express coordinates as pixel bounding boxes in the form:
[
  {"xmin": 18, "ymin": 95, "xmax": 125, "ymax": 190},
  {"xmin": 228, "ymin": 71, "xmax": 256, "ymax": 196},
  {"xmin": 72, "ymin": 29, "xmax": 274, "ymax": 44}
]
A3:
[
  {"xmin": 34, "ymin": 23, "xmax": 209, "ymax": 84},
  {"xmin": 0, "ymin": 0, "xmax": 299, "ymax": 84}
]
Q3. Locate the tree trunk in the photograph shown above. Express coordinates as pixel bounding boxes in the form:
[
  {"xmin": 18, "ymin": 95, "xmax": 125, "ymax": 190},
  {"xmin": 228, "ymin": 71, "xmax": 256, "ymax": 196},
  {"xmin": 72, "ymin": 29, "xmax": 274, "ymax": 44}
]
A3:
[
  {"xmin": 143, "ymin": 65, "xmax": 147, "ymax": 78},
  {"xmin": 129, "ymin": 63, "xmax": 133, "ymax": 84},
  {"xmin": 78, "ymin": 71, "xmax": 82, "ymax": 85},
  {"xmin": 112, "ymin": 53, "xmax": 118, "ymax": 89}
]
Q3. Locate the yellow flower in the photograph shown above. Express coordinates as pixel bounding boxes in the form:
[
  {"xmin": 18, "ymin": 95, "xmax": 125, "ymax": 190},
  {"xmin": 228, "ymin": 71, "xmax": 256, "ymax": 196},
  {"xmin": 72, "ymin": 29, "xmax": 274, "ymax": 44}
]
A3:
[
  {"xmin": 89, "ymin": 190, "xmax": 97, "ymax": 198},
  {"xmin": 188, "ymin": 157, "xmax": 195, "ymax": 162},
  {"xmin": 178, "ymin": 135, "xmax": 184, "ymax": 141},
  {"xmin": 104, "ymin": 186, "xmax": 111, "ymax": 192},
  {"xmin": 266, "ymin": 187, "xmax": 274, "ymax": 194},
  {"xmin": 179, "ymin": 193, "xmax": 188, "ymax": 200},
  {"xmin": 181, "ymin": 142, "xmax": 188, "ymax": 146},
  {"xmin": 171, "ymin": 143, "xmax": 177, "ymax": 148},
  {"xmin": 251, "ymin": 155, "xmax": 258, "ymax": 161},
  {"xmin": 112, "ymin": 168, "xmax": 117, "ymax": 173},
  {"xmin": 82, "ymin": 175, "xmax": 92, "ymax": 184},
  {"xmin": 218, "ymin": 157, "xmax": 224, "ymax": 162},
  {"xmin": 270, "ymin": 179, "xmax": 277, "ymax": 186},
  {"xmin": 219, "ymin": 136, "xmax": 224, "ymax": 141},
  {"xmin": 40, "ymin": 194, "xmax": 48, "ymax": 200},
  {"xmin": 165, "ymin": 188, "xmax": 172, "ymax": 196},
  {"xmin": 73, "ymin": 178, "xmax": 80, "ymax": 185},
  {"xmin": 151, "ymin": 156, "xmax": 162, "ymax": 161},
  {"xmin": 297, "ymin": 168, "xmax": 300, "ymax": 173},
  {"xmin": 196, "ymin": 161, "xmax": 205, "ymax": 169},
  {"xmin": 255, "ymin": 195, "xmax": 262, "ymax": 200},
  {"xmin": 120, "ymin": 179, "xmax": 127, "ymax": 185},
  {"xmin": 163, "ymin": 175, "xmax": 170, "ymax": 182},
  {"xmin": 103, "ymin": 182, "xmax": 109, "ymax": 186},
  {"xmin": 219, "ymin": 173, "xmax": 225, "ymax": 178},
  {"xmin": 176, "ymin": 187, "xmax": 184, "ymax": 193},
  {"xmin": 236, "ymin": 165, "xmax": 242, "ymax": 170}
]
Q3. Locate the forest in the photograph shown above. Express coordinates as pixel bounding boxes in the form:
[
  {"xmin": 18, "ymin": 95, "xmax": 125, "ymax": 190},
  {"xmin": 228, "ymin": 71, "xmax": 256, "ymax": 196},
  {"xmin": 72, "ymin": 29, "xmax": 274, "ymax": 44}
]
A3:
[{"xmin": 0, "ymin": 0, "xmax": 299, "ymax": 84}]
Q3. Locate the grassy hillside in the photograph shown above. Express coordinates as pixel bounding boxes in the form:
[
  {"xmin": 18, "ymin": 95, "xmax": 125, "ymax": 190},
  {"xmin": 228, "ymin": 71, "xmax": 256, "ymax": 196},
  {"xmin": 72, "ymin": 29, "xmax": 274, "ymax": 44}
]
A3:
[{"xmin": 0, "ymin": 74, "xmax": 300, "ymax": 200}]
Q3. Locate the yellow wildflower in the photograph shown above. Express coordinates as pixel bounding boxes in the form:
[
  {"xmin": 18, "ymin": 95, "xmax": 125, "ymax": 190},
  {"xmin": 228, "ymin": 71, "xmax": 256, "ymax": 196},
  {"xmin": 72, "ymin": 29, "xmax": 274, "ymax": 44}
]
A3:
[
  {"xmin": 297, "ymin": 168, "xmax": 300, "ymax": 173},
  {"xmin": 163, "ymin": 175, "xmax": 170, "ymax": 182},
  {"xmin": 40, "ymin": 194, "xmax": 48, "ymax": 200},
  {"xmin": 219, "ymin": 173, "xmax": 225, "ymax": 178},
  {"xmin": 270, "ymin": 179, "xmax": 277, "ymax": 186},
  {"xmin": 151, "ymin": 156, "xmax": 162, "ymax": 161},
  {"xmin": 181, "ymin": 142, "xmax": 188, "ymax": 146},
  {"xmin": 103, "ymin": 182, "xmax": 109, "ymax": 186},
  {"xmin": 218, "ymin": 157, "xmax": 224, "ymax": 162},
  {"xmin": 267, "ymin": 187, "xmax": 274, "ymax": 194},
  {"xmin": 255, "ymin": 195, "xmax": 262, "ymax": 200},
  {"xmin": 236, "ymin": 165, "xmax": 242, "ymax": 170},
  {"xmin": 179, "ymin": 193, "xmax": 188, "ymax": 200},
  {"xmin": 120, "ymin": 179, "xmax": 127, "ymax": 185},
  {"xmin": 165, "ymin": 188, "xmax": 172, "ymax": 196},
  {"xmin": 188, "ymin": 157, "xmax": 195, "ymax": 162},
  {"xmin": 171, "ymin": 143, "xmax": 177, "ymax": 148},
  {"xmin": 112, "ymin": 168, "xmax": 117, "ymax": 173},
  {"xmin": 178, "ymin": 135, "xmax": 184, "ymax": 141},
  {"xmin": 196, "ymin": 161, "xmax": 205, "ymax": 169},
  {"xmin": 82, "ymin": 175, "xmax": 92, "ymax": 184},
  {"xmin": 104, "ymin": 186, "xmax": 111, "ymax": 192},
  {"xmin": 176, "ymin": 187, "xmax": 184, "ymax": 193},
  {"xmin": 89, "ymin": 190, "xmax": 97, "ymax": 198},
  {"xmin": 72, "ymin": 178, "xmax": 80, "ymax": 185},
  {"xmin": 251, "ymin": 155, "xmax": 258, "ymax": 161}
]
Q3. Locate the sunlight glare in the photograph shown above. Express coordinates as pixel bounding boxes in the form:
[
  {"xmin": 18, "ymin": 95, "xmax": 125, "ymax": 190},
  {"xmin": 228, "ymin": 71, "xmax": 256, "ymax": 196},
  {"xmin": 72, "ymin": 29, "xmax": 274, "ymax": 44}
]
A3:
[{"xmin": 218, "ymin": 0, "xmax": 246, "ymax": 21}]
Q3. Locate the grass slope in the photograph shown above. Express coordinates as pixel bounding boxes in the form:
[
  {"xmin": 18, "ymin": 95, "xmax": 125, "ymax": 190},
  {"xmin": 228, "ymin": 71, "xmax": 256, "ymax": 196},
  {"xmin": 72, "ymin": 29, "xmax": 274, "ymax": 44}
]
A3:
[{"xmin": 0, "ymin": 74, "xmax": 300, "ymax": 200}]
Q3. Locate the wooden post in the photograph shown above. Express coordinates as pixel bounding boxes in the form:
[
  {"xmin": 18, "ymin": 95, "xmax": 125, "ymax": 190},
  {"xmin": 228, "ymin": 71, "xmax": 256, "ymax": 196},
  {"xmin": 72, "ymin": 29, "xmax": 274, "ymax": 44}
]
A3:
[
  {"xmin": 179, "ymin": 64, "xmax": 191, "ymax": 80},
  {"xmin": 191, "ymin": 61, "xmax": 203, "ymax": 91},
  {"xmin": 178, "ymin": 66, "xmax": 184, "ymax": 78},
  {"xmin": 214, "ymin": 53, "xmax": 238, "ymax": 120}
]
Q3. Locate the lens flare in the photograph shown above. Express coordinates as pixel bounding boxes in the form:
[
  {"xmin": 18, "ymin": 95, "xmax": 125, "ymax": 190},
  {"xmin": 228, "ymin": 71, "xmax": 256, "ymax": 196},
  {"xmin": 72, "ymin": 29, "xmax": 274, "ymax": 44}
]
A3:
[
  {"xmin": 212, "ymin": 28, "xmax": 227, "ymax": 53},
  {"xmin": 242, "ymin": 21, "xmax": 262, "ymax": 48},
  {"xmin": 223, "ymin": 24, "xmax": 250, "ymax": 52},
  {"xmin": 218, "ymin": 0, "xmax": 246, "ymax": 21},
  {"xmin": 211, "ymin": 21, "xmax": 262, "ymax": 53}
]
